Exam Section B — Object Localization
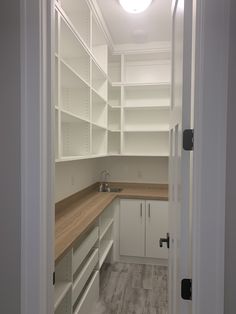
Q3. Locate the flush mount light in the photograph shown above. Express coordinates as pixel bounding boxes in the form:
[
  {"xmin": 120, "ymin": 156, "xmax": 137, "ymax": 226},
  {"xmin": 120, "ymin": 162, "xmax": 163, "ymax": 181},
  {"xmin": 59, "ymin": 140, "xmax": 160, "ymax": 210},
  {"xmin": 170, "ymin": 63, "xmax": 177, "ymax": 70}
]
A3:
[{"xmin": 119, "ymin": 0, "xmax": 153, "ymax": 14}]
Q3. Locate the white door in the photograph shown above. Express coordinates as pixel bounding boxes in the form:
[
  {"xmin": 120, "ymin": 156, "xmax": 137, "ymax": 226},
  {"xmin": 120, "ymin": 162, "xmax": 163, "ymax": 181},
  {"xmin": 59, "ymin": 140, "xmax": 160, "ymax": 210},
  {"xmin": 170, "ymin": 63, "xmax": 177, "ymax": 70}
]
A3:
[
  {"xmin": 119, "ymin": 199, "xmax": 145, "ymax": 257},
  {"xmin": 169, "ymin": 0, "xmax": 193, "ymax": 314},
  {"xmin": 146, "ymin": 200, "xmax": 168, "ymax": 259}
]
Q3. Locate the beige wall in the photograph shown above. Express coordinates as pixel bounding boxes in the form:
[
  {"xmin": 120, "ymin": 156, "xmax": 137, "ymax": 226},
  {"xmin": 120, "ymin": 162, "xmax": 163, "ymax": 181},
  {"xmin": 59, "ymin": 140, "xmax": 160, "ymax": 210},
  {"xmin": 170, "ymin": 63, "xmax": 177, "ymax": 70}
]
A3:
[
  {"xmin": 55, "ymin": 157, "xmax": 169, "ymax": 202},
  {"xmin": 98, "ymin": 156, "xmax": 168, "ymax": 184}
]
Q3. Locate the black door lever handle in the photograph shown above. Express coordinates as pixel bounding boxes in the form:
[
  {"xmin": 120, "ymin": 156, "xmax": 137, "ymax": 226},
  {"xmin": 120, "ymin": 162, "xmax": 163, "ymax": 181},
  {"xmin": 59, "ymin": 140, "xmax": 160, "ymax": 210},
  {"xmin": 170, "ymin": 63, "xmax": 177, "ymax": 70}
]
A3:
[{"xmin": 159, "ymin": 233, "xmax": 170, "ymax": 249}]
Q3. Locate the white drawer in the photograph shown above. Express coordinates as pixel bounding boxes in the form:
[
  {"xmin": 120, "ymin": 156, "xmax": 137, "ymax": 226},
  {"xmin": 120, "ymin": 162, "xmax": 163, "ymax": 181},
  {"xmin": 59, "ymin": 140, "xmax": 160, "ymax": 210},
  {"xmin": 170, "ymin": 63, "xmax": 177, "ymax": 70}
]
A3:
[
  {"xmin": 73, "ymin": 271, "xmax": 99, "ymax": 314},
  {"xmin": 72, "ymin": 248, "xmax": 98, "ymax": 305},
  {"xmin": 73, "ymin": 226, "xmax": 98, "ymax": 274}
]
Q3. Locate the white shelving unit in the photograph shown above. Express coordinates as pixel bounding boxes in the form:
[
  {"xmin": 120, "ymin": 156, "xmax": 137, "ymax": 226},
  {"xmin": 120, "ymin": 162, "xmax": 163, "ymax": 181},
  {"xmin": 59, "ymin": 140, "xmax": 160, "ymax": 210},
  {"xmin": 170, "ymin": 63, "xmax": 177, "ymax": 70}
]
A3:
[
  {"xmin": 60, "ymin": 0, "xmax": 91, "ymax": 48},
  {"xmin": 108, "ymin": 51, "xmax": 121, "ymax": 83},
  {"xmin": 54, "ymin": 0, "xmax": 171, "ymax": 162},
  {"xmin": 54, "ymin": 250, "xmax": 72, "ymax": 312},
  {"xmin": 92, "ymin": 16, "xmax": 108, "ymax": 73},
  {"xmin": 99, "ymin": 203, "xmax": 115, "ymax": 268},
  {"xmin": 124, "ymin": 53, "xmax": 171, "ymax": 84}
]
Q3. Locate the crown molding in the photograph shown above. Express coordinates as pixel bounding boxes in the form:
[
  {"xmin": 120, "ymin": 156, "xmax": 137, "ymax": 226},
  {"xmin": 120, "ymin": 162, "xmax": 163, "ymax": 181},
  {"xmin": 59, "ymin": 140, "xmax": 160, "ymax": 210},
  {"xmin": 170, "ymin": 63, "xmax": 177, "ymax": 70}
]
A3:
[
  {"xmin": 86, "ymin": 0, "xmax": 115, "ymax": 51},
  {"xmin": 87, "ymin": 0, "xmax": 171, "ymax": 56}
]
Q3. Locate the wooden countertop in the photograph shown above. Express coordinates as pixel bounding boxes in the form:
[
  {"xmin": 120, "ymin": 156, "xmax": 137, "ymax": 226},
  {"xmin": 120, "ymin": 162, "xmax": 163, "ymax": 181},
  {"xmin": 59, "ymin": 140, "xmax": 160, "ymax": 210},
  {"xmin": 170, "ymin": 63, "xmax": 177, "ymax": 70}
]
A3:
[{"xmin": 55, "ymin": 182, "xmax": 168, "ymax": 262}]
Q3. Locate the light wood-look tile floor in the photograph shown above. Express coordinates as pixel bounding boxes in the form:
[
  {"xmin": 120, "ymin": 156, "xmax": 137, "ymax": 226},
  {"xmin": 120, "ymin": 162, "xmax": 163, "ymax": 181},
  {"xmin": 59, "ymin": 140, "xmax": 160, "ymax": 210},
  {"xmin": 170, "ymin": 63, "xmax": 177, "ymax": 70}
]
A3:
[{"xmin": 92, "ymin": 263, "xmax": 168, "ymax": 314}]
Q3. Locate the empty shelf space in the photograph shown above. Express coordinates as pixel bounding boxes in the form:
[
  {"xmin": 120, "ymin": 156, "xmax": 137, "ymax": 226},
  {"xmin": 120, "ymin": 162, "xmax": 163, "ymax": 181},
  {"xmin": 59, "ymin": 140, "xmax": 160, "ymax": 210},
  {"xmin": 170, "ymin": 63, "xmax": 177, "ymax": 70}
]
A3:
[
  {"xmin": 123, "ymin": 132, "xmax": 169, "ymax": 156},
  {"xmin": 92, "ymin": 126, "xmax": 107, "ymax": 156},
  {"xmin": 99, "ymin": 240, "xmax": 113, "ymax": 269},
  {"xmin": 124, "ymin": 108, "xmax": 169, "ymax": 132},
  {"xmin": 60, "ymin": 0, "xmax": 90, "ymax": 48},
  {"xmin": 92, "ymin": 91, "xmax": 107, "ymax": 129},
  {"xmin": 108, "ymin": 108, "xmax": 121, "ymax": 131},
  {"xmin": 60, "ymin": 18, "xmax": 90, "ymax": 84},
  {"xmin": 54, "ymin": 282, "xmax": 72, "ymax": 311},
  {"xmin": 92, "ymin": 61, "xmax": 108, "ymax": 101},
  {"xmin": 55, "ymin": 288, "xmax": 72, "ymax": 314},
  {"xmin": 108, "ymin": 52, "xmax": 121, "ymax": 83},
  {"xmin": 100, "ymin": 219, "xmax": 114, "ymax": 241},
  {"xmin": 108, "ymin": 85, "xmax": 121, "ymax": 108},
  {"xmin": 61, "ymin": 112, "xmax": 90, "ymax": 157},
  {"xmin": 92, "ymin": 16, "xmax": 108, "ymax": 73},
  {"xmin": 124, "ymin": 53, "xmax": 171, "ymax": 84},
  {"xmin": 108, "ymin": 132, "xmax": 120, "ymax": 155},
  {"xmin": 124, "ymin": 85, "xmax": 170, "ymax": 108}
]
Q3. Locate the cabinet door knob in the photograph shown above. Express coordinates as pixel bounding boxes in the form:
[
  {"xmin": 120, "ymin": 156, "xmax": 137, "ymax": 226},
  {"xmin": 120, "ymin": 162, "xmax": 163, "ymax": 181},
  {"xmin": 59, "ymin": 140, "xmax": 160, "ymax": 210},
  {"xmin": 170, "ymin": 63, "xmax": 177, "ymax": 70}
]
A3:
[
  {"xmin": 140, "ymin": 203, "xmax": 143, "ymax": 217},
  {"xmin": 148, "ymin": 203, "xmax": 151, "ymax": 218}
]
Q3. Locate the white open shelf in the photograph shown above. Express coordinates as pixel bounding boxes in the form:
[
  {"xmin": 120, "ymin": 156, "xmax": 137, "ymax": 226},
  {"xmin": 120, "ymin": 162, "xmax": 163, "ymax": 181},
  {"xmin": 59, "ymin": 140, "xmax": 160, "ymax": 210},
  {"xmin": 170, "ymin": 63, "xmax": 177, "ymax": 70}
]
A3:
[
  {"xmin": 54, "ymin": 250, "xmax": 72, "ymax": 312},
  {"xmin": 92, "ymin": 16, "xmax": 108, "ymax": 73},
  {"xmin": 60, "ymin": 61, "xmax": 90, "ymax": 121},
  {"xmin": 92, "ymin": 61, "xmax": 108, "ymax": 102},
  {"xmin": 92, "ymin": 125, "xmax": 107, "ymax": 156},
  {"xmin": 92, "ymin": 90, "xmax": 107, "ymax": 129},
  {"xmin": 54, "ymin": 56, "xmax": 59, "ymax": 108},
  {"xmin": 124, "ymin": 53, "xmax": 171, "ymax": 84},
  {"xmin": 108, "ymin": 108, "xmax": 121, "ymax": 131},
  {"xmin": 124, "ymin": 85, "xmax": 170, "ymax": 108},
  {"xmin": 60, "ymin": 18, "xmax": 90, "ymax": 85},
  {"xmin": 108, "ymin": 52, "xmax": 121, "ymax": 83},
  {"xmin": 61, "ymin": 112, "xmax": 90, "ymax": 158},
  {"xmin": 123, "ymin": 132, "xmax": 169, "ymax": 156},
  {"xmin": 54, "ymin": 1, "xmax": 171, "ymax": 161},
  {"xmin": 108, "ymin": 85, "xmax": 121, "ymax": 108},
  {"xmin": 55, "ymin": 109, "xmax": 59, "ymax": 160},
  {"xmin": 60, "ymin": 0, "xmax": 90, "ymax": 48},
  {"xmin": 124, "ymin": 108, "xmax": 169, "ymax": 132},
  {"xmin": 108, "ymin": 132, "xmax": 121, "ymax": 155}
]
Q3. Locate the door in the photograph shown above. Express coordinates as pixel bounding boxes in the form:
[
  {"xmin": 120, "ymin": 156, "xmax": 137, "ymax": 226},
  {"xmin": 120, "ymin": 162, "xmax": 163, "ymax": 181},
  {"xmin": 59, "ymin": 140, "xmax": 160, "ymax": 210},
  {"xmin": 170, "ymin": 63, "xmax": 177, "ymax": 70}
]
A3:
[
  {"xmin": 119, "ymin": 199, "xmax": 145, "ymax": 257},
  {"xmin": 169, "ymin": 0, "xmax": 193, "ymax": 314},
  {"xmin": 146, "ymin": 200, "xmax": 168, "ymax": 259}
]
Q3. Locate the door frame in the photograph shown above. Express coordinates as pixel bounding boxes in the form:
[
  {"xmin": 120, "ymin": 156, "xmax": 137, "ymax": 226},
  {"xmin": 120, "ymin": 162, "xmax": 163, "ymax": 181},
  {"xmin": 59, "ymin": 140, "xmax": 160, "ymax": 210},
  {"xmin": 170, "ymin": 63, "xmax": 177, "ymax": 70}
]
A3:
[
  {"xmin": 19, "ymin": 0, "xmax": 230, "ymax": 313},
  {"xmin": 20, "ymin": 0, "xmax": 54, "ymax": 313},
  {"xmin": 192, "ymin": 0, "xmax": 230, "ymax": 313}
]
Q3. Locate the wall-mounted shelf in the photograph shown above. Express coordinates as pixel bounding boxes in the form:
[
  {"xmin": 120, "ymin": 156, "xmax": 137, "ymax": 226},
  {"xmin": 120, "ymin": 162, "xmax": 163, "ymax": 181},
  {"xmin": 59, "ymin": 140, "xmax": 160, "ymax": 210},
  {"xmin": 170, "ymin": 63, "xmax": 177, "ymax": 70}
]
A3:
[{"xmin": 54, "ymin": 0, "xmax": 171, "ymax": 161}]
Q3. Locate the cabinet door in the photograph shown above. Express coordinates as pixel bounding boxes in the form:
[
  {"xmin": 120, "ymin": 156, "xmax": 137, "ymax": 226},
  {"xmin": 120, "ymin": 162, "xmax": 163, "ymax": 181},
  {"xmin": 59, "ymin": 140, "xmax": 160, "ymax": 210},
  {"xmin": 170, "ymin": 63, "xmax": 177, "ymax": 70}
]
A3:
[
  {"xmin": 119, "ymin": 199, "xmax": 145, "ymax": 257},
  {"xmin": 146, "ymin": 200, "xmax": 168, "ymax": 259}
]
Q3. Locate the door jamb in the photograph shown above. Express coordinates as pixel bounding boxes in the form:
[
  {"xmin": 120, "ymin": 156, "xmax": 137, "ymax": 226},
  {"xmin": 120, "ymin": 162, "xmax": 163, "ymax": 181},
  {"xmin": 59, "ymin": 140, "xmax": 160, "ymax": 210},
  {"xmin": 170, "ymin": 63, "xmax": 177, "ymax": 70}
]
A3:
[
  {"xmin": 20, "ymin": 0, "xmax": 54, "ymax": 313},
  {"xmin": 192, "ymin": 0, "xmax": 230, "ymax": 313}
]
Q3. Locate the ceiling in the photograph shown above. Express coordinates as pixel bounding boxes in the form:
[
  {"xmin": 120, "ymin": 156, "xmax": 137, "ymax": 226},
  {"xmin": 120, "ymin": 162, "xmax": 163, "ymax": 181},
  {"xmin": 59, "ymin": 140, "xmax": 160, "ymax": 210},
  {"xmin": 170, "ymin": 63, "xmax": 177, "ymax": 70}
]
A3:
[{"xmin": 96, "ymin": 0, "xmax": 172, "ymax": 47}]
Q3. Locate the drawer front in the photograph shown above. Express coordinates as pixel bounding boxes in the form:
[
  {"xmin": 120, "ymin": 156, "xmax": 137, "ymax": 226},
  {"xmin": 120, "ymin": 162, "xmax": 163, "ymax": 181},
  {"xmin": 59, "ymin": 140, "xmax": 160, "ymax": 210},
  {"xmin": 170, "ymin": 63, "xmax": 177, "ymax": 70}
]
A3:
[
  {"xmin": 73, "ymin": 226, "xmax": 98, "ymax": 274},
  {"xmin": 72, "ymin": 248, "xmax": 98, "ymax": 305},
  {"xmin": 73, "ymin": 271, "xmax": 99, "ymax": 314}
]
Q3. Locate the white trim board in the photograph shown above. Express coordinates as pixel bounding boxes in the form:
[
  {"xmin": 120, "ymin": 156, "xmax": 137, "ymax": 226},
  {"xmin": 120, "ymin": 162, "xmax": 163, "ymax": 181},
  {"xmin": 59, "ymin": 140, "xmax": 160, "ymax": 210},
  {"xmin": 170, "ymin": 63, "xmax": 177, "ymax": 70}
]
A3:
[
  {"xmin": 192, "ymin": 0, "xmax": 230, "ymax": 313},
  {"xmin": 20, "ymin": 0, "xmax": 54, "ymax": 313}
]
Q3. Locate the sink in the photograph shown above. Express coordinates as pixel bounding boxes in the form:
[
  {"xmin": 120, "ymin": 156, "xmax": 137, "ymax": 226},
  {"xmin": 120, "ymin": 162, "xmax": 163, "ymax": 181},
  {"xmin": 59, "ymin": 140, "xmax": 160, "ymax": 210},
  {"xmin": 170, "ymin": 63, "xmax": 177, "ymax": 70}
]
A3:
[
  {"xmin": 100, "ymin": 187, "xmax": 123, "ymax": 193},
  {"xmin": 109, "ymin": 187, "xmax": 123, "ymax": 193}
]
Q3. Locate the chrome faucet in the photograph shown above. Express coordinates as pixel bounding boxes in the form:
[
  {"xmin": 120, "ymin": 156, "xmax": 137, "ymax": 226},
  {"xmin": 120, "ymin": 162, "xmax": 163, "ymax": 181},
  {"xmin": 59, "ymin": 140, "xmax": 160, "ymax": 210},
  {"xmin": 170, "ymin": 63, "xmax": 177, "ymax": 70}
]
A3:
[{"xmin": 99, "ymin": 170, "xmax": 111, "ymax": 192}]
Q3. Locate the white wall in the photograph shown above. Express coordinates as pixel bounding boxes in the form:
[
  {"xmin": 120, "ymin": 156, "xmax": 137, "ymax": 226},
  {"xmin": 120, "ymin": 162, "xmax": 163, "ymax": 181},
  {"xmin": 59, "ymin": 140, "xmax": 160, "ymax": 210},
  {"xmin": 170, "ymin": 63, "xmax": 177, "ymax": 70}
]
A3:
[
  {"xmin": 0, "ymin": 1, "xmax": 21, "ymax": 312},
  {"xmin": 55, "ymin": 159, "xmax": 100, "ymax": 202},
  {"xmin": 55, "ymin": 157, "xmax": 168, "ymax": 202},
  {"xmin": 98, "ymin": 156, "xmax": 168, "ymax": 184},
  {"xmin": 225, "ymin": 0, "xmax": 236, "ymax": 312}
]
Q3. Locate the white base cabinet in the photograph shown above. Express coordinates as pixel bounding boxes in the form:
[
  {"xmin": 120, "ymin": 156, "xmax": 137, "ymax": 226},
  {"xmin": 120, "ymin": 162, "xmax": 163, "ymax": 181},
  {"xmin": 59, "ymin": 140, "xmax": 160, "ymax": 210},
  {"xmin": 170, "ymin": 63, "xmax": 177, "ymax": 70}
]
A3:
[
  {"xmin": 145, "ymin": 200, "xmax": 168, "ymax": 259},
  {"xmin": 119, "ymin": 199, "xmax": 145, "ymax": 257},
  {"xmin": 119, "ymin": 199, "xmax": 168, "ymax": 260}
]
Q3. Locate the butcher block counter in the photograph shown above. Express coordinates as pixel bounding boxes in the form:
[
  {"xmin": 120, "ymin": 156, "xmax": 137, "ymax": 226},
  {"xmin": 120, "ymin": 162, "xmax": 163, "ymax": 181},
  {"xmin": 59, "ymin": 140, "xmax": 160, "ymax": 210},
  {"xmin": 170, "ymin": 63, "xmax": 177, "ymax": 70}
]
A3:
[{"xmin": 55, "ymin": 182, "xmax": 168, "ymax": 262}]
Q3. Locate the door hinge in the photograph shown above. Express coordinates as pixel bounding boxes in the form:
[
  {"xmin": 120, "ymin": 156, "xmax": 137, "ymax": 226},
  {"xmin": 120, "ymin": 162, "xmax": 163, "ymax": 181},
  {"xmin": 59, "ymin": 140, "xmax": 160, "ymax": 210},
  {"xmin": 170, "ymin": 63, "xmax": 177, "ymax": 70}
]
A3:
[
  {"xmin": 53, "ymin": 271, "xmax": 55, "ymax": 286},
  {"xmin": 181, "ymin": 278, "xmax": 192, "ymax": 300},
  {"xmin": 183, "ymin": 129, "xmax": 194, "ymax": 151}
]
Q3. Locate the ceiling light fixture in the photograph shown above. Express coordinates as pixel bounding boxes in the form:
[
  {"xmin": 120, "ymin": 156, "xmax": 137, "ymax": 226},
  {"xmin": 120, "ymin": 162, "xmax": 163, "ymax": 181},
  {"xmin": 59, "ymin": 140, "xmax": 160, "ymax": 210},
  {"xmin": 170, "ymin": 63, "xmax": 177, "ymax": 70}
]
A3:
[{"xmin": 119, "ymin": 0, "xmax": 153, "ymax": 14}]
